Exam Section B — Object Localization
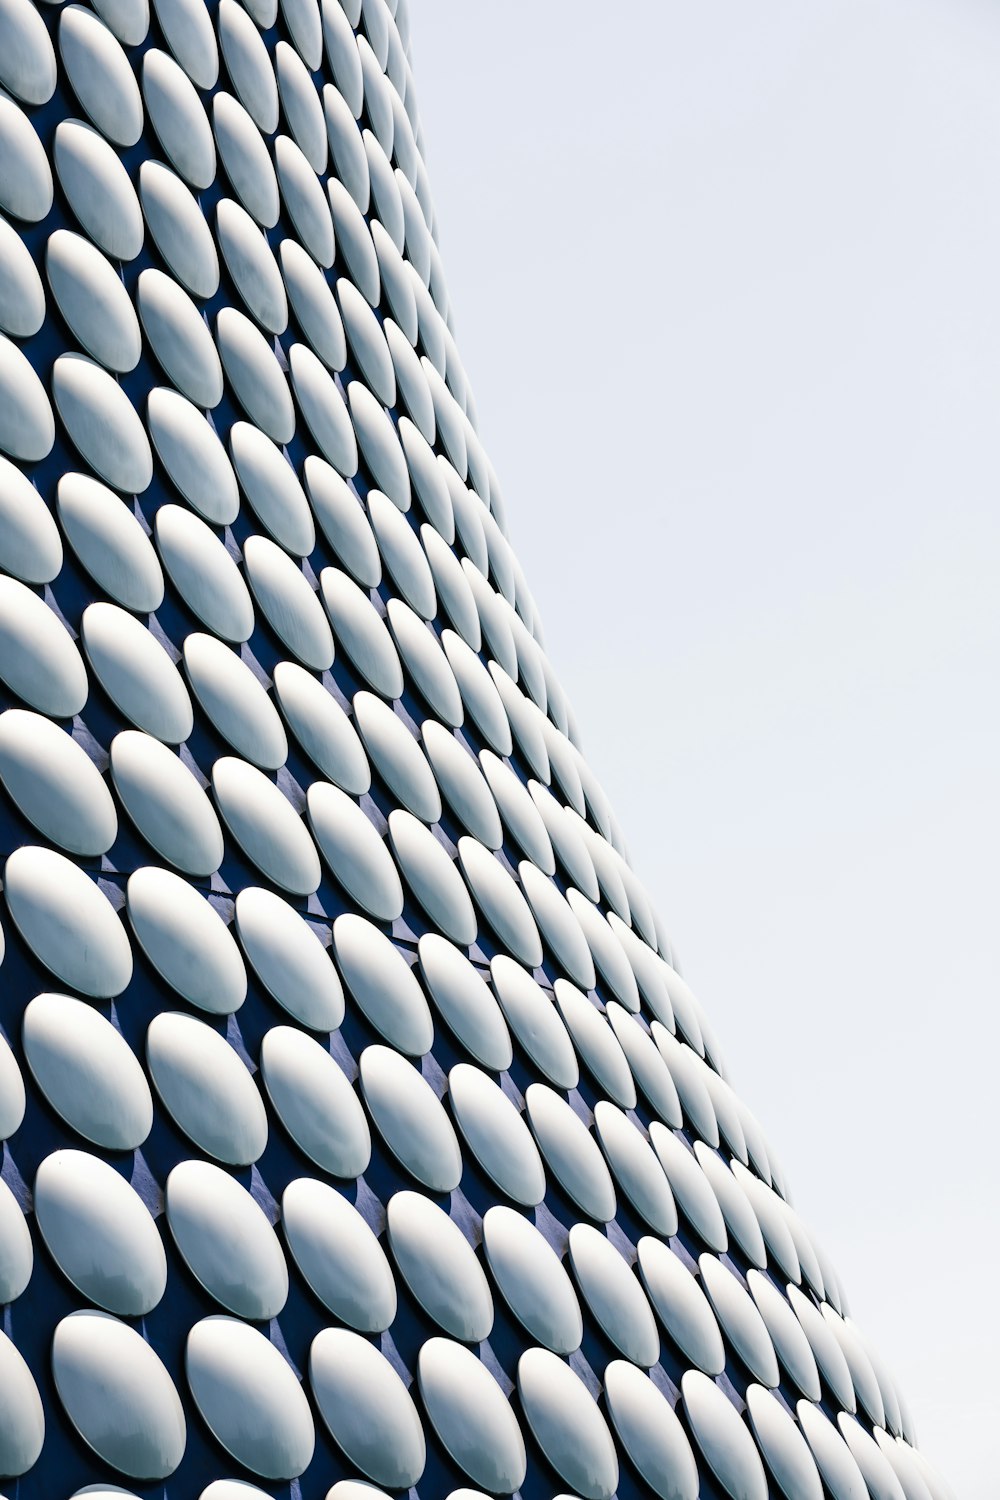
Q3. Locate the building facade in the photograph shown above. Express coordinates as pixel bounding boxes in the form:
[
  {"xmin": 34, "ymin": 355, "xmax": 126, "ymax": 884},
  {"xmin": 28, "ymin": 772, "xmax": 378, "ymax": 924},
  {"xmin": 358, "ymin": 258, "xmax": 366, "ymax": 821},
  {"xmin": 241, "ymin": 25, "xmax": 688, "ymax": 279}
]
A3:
[{"xmin": 0, "ymin": 1, "xmax": 953, "ymax": 1498}]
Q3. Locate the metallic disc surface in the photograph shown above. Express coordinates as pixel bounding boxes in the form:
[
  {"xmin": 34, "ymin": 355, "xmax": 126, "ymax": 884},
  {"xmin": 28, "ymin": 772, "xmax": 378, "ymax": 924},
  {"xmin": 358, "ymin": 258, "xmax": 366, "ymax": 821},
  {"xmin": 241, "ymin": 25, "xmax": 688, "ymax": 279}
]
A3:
[
  {"xmin": 52, "ymin": 1311, "xmax": 185, "ymax": 1480},
  {"xmin": 23, "ymin": 993, "xmax": 152, "ymax": 1151},
  {"xmin": 185, "ymin": 1317, "xmax": 314, "ymax": 1480},
  {"xmin": 35, "ymin": 1149, "xmax": 166, "ymax": 1316}
]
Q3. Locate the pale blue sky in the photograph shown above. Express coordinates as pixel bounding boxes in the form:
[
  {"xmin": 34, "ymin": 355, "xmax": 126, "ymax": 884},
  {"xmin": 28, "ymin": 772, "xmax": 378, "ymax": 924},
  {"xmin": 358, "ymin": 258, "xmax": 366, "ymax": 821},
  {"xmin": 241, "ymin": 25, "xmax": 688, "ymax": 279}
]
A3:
[{"xmin": 414, "ymin": 3, "xmax": 1000, "ymax": 1494}]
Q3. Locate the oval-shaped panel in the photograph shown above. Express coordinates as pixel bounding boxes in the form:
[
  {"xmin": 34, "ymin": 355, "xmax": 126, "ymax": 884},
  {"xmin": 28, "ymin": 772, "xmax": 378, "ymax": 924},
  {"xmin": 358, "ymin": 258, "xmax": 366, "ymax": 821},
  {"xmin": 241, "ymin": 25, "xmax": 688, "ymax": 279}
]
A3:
[
  {"xmin": 212, "ymin": 756, "xmax": 322, "ymax": 896},
  {"xmin": 127, "ymin": 866, "xmax": 247, "ymax": 1016},
  {"xmin": 567, "ymin": 1222, "xmax": 659, "ymax": 1367},
  {"xmin": 82, "ymin": 602, "xmax": 193, "ymax": 744},
  {"xmin": 0, "ymin": 0, "xmax": 56, "ymax": 107},
  {"xmin": 0, "ymin": 1329, "xmax": 44, "ymax": 1478},
  {"xmin": 746, "ymin": 1383, "xmax": 824, "ymax": 1500},
  {"xmin": 332, "ymin": 913, "xmax": 433, "ymax": 1056},
  {"xmin": 517, "ymin": 1346, "xmax": 619, "ymax": 1500},
  {"xmin": 307, "ymin": 780, "xmax": 403, "ymax": 921},
  {"xmin": 110, "ymin": 730, "xmax": 224, "ymax": 877},
  {"xmin": 282, "ymin": 1176, "xmax": 396, "ymax": 1332},
  {"xmin": 0, "ymin": 1030, "xmax": 26, "ymax": 1140},
  {"xmin": 636, "ymin": 1235, "xmax": 725, "ymax": 1375},
  {"xmin": 699, "ymin": 1252, "xmax": 780, "ymax": 1387},
  {"xmin": 147, "ymin": 385, "xmax": 239, "ymax": 525},
  {"xmin": 53, "ymin": 117, "xmax": 142, "ymax": 259},
  {"xmin": 22, "ymin": 993, "xmax": 152, "ymax": 1151},
  {"xmin": 4, "ymin": 846, "xmax": 132, "ymax": 998},
  {"xmin": 319, "ymin": 567, "xmax": 402, "ymax": 698},
  {"xmin": 183, "ymin": 634, "xmax": 287, "ymax": 770},
  {"xmin": 457, "ymin": 837, "xmax": 541, "ymax": 969},
  {"xmin": 489, "ymin": 954, "xmax": 579, "ymax": 1089},
  {"xmin": 0, "ymin": 710, "xmax": 116, "ymax": 856},
  {"xmin": 186, "ymin": 1316, "xmax": 314, "ymax": 1480},
  {"xmin": 417, "ymin": 933, "xmax": 512, "ymax": 1071},
  {"xmin": 143, "ymin": 47, "xmax": 216, "ymax": 191},
  {"xmin": 218, "ymin": 197, "xmax": 288, "ymax": 334},
  {"xmin": 57, "ymin": 471, "xmax": 164, "ymax": 612},
  {"xmin": 146, "ymin": 1011, "xmax": 267, "ymax": 1166},
  {"xmin": 309, "ymin": 1327, "xmax": 425, "ymax": 1490},
  {"xmin": 593, "ymin": 1100, "xmax": 677, "ymax": 1237},
  {"xmin": 481, "ymin": 1205, "xmax": 582, "ymax": 1355},
  {"xmin": 234, "ymin": 886, "xmax": 344, "ymax": 1031},
  {"xmin": 242, "ymin": 533, "xmax": 334, "ymax": 671},
  {"xmin": 448, "ymin": 1063, "xmax": 545, "ymax": 1208},
  {"xmin": 35, "ymin": 1149, "xmax": 166, "ymax": 1316},
  {"xmin": 52, "ymin": 353, "xmax": 152, "ymax": 495},
  {"xmin": 681, "ymin": 1369, "xmax": 768, "ymax": 1500},
  {"xmin": 58, "ymin": 5, "xmax": 144, "ymax": 147},
  {"xmin": 358, "ymin": 1044, "xmax": 461, "ymax": 1192},
  {"xmin": 389, "ymin": 809, "xmax": 477, "ymax": 945},
  {"xmin": 525, "ymin": 1083, "xmax": 616, "ymax": 1223},
  {"xmin": 0, "ymin": 456, "xmax": 60, "ymax": 582},
  {"xmin": 0, "ymin": 575, "xmax": 87, "ymax": 718},
  {"xmin": 386, "ymin": 1191, "xmax": 493, "ymax": 1342},
  {"xmin": 230, "ymin": 420, "xmax": 314, "ymax": 556},
  {"xmin": 603, "ymin": 1360, "xmax": 700, "ymax": 1500},
  {"xmin": 140, "ymin": 159, "xmax": 219, "ymax": 299},
  {"xmin": 0, "ymin": 1176, "xmax": 31, "ymax": 1305},
  {"xmin": 154, "ymin": 504, "xmax": 254, "ymax": 644},
  {"xmin": 166, "ymin": 1159, "xmax": 287, "ymax": 1319},
  {"xmin": 260, "ymin": 1026, "xmax": 370, "ymax": 1179},
  {"xmin": 417, "ymin": 1336, "xmax": 525, "ymax": 1495},
  {"xmin": 46, "ymin": 228, "xmax": 141, "ymax": 374},
  {"xmin": 272, "ymin": 662, "xmax": 369, "ymax": 793},
  {"xmin": 52, "ymin": 1311, "xmax": 185, "ymax": 1480},
  {"xmin": 0, "ymin": 94, "xmax": 53, "ymax": 224}
]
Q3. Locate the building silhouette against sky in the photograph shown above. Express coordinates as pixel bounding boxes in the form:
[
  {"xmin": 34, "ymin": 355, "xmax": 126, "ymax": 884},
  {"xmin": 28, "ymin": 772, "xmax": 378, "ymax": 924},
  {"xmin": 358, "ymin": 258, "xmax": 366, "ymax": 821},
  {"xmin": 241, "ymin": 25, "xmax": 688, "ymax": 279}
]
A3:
[{"xmin": 0, "ymin": 1, "xmax": 956, "ymax": 1498}]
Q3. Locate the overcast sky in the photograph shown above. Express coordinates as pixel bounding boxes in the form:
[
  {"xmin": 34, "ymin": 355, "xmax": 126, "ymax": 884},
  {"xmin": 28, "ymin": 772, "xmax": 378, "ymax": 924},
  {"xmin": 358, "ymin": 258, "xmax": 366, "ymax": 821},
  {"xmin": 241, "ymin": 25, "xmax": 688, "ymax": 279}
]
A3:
[{"xmin": 413, "ymin": 3, "xmax": 1000, "ymax": 1494}]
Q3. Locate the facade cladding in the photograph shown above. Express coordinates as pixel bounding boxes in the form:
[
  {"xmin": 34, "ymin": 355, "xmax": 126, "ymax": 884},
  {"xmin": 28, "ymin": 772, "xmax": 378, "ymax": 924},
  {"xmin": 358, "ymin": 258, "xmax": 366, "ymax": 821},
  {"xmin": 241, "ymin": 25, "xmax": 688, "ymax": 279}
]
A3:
[{"xmin": 0, "ymin": 1, "xmax": 955, "ymax": 1499}]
